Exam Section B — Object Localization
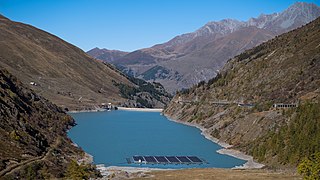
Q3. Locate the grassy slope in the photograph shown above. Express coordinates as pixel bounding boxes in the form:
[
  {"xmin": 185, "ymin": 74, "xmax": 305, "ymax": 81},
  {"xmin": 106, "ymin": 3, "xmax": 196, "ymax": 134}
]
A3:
[
  {"xmin": 0, "ymin": 15, "xmax": 171, "ymax": 109},
  {"xmin": 0, "ymin": 15, "xmax": 133, "ymax": 110}
]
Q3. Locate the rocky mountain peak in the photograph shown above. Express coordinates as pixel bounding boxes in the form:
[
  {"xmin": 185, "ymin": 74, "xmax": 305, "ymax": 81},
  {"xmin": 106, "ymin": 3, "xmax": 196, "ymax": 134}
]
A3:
[
  {"xmin": 198, "ymin": 19, "xmax": 244, "ymax": 36},
  {"xmin": 264, "ymin": 2, "xmax": 320, "ymax": 32},
  {"xmin": 290, "ymin": 1, "xmax": 317, "ymax": 9},
  {"xmin": 280, "ymin": 2, "xmax": 320, "ymax": 21},
  {"xmin": 247, "ymin": 13, "xmax": 279, "ymax": 28},
  {"xmin": 197, "ymin": 2, "xmax": 320, "ymax": 36},
  {"xmin": 152, "ymin": 2, "xmax": 320, "ymax": 53},
  {"xmin": 88, "ymin": 2, "xmax": 320, "ymax": 93}
]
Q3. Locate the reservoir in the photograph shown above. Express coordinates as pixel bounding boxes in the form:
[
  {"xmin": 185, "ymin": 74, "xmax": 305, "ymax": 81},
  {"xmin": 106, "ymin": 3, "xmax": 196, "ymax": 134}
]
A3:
[{"xmin": 68, "ymin": 110, "xmax": 246, "ymax": 169}]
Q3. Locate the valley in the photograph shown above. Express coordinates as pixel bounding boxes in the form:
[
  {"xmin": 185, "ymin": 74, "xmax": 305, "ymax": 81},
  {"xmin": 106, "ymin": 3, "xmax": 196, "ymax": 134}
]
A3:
[{"xmin": 1, "ymin": 1, "xmax": 319, "ymax": 179}]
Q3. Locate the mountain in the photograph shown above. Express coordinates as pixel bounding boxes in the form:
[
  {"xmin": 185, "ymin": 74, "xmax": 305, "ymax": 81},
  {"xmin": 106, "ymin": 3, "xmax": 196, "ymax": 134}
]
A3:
[
  {"xmin": 152, "ymin": 18, "xmax": 245, "ymax": 54},
  {"xmin": 248, "ymin": 2, "xmax": 320, "ymax": 34},
  {"xmin": 88, "ymin": 2, "xmax": 320, "ymax": 93},
  {"xmin": 87, "ymin": 47, "xmax": 128, "ymax": 63},
  {"xmin": 156, "ymin": 27, "xmax": 275, "ymax": 92},
  {"xmin": 0, "ymin": 68, "xmax": 99, "ymax": 179},
  {"xmin": 164, "ymin": 16, "xmax": 320, "ymax": 168},
  {"xmin": 153, "ymin": 2, "xmax": 320, "ymax": 53},
  {"xmin": 0, "ymin": 15, "xmax": 171, "ymax": 110}
]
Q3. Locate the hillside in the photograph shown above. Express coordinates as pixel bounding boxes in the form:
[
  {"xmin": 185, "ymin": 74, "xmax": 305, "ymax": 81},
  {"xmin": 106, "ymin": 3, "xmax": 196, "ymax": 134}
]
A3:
[
  {"xmin": 89, "ymin": 2, "xmax": 320, "ymax": 93},
  {"xmin": 164, "ymin": 16, "xmax": 320, "ymax": 168},
  {"xmin": 0, "ymin": 68, "xmax": 99, "ymax": 179},
  {"xmin": 87, "ymin": 47, "xmax": 128, "ymax": 63},
  {"xmin": 0, "ymin": 15, "xmax": 170, "ymax": 110}
]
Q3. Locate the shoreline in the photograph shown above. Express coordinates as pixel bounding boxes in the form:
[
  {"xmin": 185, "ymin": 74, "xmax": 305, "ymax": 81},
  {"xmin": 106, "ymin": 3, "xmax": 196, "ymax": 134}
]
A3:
[
  {"xmin": 117, "ymin": 107, "xmax": 163, "ymax": 112},
  {"xmin": 68, "ymin": 108, "xmax": 107, "ymax": 113},
  {"xmin": 164, "ymin": 113, "xmax": 264, "ymax": 169},
  {"xmin": 68, "ymin": 110, "xmax": 105, "ymax": 113},
  {"xmin": 96, "ymin": 165, "xmax": 172, "ymax": 178},
  {"xmin": 70, "ymin": 109, "xmax": 264, "ymax": 177},
  {"xmin": 68, "ymin": 107, "xmax": 163, "ymax": 113}
]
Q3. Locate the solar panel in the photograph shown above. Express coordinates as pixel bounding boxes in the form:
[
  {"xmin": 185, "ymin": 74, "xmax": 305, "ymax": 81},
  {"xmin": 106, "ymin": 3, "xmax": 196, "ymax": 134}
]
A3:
[
  {"xmin": 133, "ymin": 156, "xmax": 144, "ymax": 162},
  {"xmin": 131, "ymin": 155, "xmax": 204, "ymax": 164},
  {"xmin": 143, "ymin": 156, "xmax": 157, "ymax": 163},
  {"xmin": 187, "ymin": 156, "xmax": 202, "ymax": 163},
  {"xmin": 176, "ymin": 156, "xmax": 191, "ymax": 163},
  {"xmin": 154, "ymin": 156, "xmax": 169, "ymax": 163},
  {"xmin": 165, "ymin": 156, "xmax": 180, "ymax": 163}
]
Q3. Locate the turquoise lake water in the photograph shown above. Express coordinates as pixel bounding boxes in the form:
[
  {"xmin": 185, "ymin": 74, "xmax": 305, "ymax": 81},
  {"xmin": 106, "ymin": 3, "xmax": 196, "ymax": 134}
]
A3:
[{"xmin": 68, "ymin": 110, "xmax": 246, "ymax": 169}]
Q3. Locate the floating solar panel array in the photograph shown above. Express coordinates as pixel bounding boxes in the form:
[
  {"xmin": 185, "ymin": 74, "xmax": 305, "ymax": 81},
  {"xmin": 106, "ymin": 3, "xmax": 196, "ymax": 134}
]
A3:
[{"xmin": 131, "ymin": 155, "xmax": 205, "ymax": 165}]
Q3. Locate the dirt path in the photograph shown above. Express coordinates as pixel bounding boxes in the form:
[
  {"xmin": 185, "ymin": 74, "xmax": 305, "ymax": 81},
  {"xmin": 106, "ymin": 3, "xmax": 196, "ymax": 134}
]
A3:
[
  {"xmin": 0, "ymin": 137, "xmax": 61, "ymax": 177},
  {"xmin": 0, "ymin": 156, "xmax": 43, "ymax": 177}
]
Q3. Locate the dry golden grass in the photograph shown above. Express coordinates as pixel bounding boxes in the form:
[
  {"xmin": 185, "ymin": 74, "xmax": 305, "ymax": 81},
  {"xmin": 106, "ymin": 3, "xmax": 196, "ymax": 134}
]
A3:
[{"xmin": 133, "ymin": 168, "xmax": 301, "ymax": 180}]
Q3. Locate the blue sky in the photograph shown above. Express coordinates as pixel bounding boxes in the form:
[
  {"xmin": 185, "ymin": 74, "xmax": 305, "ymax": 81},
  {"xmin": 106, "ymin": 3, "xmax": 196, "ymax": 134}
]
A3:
[{"xmin": 0, "ymin": 0, "xmax": 319, "ymax": 52}]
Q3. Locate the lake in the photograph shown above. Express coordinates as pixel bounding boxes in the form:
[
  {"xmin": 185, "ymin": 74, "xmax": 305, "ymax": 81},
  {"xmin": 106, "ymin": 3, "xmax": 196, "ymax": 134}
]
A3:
[{"xmin": 68, "ymin": 110, "xmax": 246, "ymax": 169}]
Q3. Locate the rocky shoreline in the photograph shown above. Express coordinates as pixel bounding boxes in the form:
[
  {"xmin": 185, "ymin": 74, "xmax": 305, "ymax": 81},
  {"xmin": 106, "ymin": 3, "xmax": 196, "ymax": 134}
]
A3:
[
  {"xmin": 96, "ymin": 165, "xmax": 171, "ymax": 179},
  {"xmin": 164, "ymin": 113, "xmax": 265, "ymax": 169}
]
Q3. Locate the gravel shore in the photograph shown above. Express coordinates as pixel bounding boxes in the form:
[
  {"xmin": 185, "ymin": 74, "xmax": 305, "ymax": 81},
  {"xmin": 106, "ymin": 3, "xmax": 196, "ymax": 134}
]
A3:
[
  {"xmin": 96, "ymin": 165, "xmax": 171, "ymax": 179},
  {"xmin": 165, "ymin": 114, "xmax": 264, "ymax": 169}
]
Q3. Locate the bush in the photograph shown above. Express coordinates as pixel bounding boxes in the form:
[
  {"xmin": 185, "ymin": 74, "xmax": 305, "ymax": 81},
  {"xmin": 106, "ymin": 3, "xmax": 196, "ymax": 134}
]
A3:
[
  {"xmin": 197, "ymin": 81, "xmax": 206, "ymax": 88},
  {"xmin": 207, "ymin": 73, "xmax": 222, "ymax": 87},
  {"xmin": 10, "ymin": 130, "xmax": 20, "ymax": 141},
  {"xmin": 211, "ymin": 129, "xmax": 221, "ymax": 139},
  {"xmin": 298, "ymin": 152, "xmax": 320, "ymax": 180},
  {"xmin": 65, "ymin": 160, "xmax": 92, "ymax": 180}
]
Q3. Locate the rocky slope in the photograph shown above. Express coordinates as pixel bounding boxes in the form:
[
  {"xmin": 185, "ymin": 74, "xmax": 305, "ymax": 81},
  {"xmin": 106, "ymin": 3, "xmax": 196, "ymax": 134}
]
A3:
[
  {"xmin": 164, "ymin": 16, "xmax": 320, "ymax": 168},
  {"xmin": 158, "ymin": 27, "xmax": 275, "ymax": 92},
  {"xmin": 0, "ymin": 15, "xmax": 170, "ymax": 110},
  {"xmin": 89, "ymin": 2, "xmax": 320, "ymax": 93},
  {"xmin": 0, "ymin": 68, "xmax": 99, "ymax": 179}
]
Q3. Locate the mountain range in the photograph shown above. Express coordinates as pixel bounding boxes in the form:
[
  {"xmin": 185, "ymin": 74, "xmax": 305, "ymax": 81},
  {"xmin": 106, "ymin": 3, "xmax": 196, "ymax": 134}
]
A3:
[{"xmin": 88, "ymin": 2, "xmax": 320, "ymax": 93}]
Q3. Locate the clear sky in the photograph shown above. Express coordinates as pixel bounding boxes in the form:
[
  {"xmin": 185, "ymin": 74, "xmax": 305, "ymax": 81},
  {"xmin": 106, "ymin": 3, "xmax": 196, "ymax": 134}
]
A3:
[{"xmin": 0, "ymin": 0, "xmax": 319, "ymax": 52}]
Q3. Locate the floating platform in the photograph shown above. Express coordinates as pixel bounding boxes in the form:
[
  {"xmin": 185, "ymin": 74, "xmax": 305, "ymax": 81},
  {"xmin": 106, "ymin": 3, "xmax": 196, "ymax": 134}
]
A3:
[{"xmin": 130, "ymin": 155, "xmax": 207, "ymax": 165}]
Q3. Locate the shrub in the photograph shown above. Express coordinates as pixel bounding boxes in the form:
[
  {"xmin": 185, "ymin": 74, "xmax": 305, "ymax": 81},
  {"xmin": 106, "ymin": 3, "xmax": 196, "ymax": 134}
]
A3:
[
  {"xmin": 65, "ymin": 160, "xmax": 91, "ymax": 180},
  {"xmin": 298, "ymin": 152, "xmax": 320, "ymax": 180}
]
